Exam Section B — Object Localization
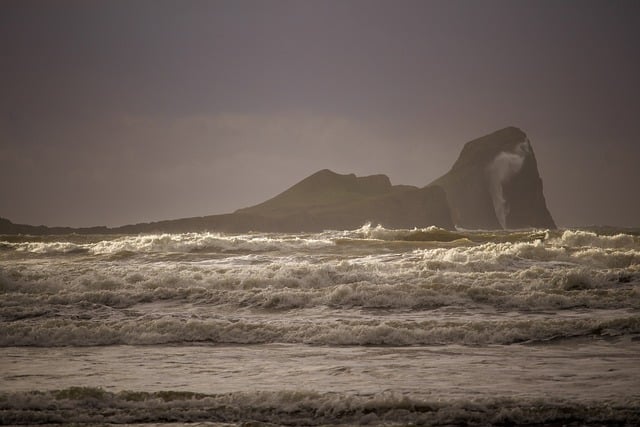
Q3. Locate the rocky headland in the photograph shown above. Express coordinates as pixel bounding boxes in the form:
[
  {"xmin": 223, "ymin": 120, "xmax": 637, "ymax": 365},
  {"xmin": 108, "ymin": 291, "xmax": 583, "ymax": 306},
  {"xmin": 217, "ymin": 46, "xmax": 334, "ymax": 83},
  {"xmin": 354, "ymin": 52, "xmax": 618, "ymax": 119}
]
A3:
[{"xmin": 0, "ymin": 127, "xmax": 556, "ymax": 234}]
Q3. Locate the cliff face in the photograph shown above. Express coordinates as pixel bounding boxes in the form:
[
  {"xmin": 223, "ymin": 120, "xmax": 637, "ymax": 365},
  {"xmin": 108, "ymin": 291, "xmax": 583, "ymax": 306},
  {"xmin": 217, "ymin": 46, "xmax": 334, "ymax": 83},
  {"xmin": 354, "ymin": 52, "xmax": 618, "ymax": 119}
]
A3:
[{"xmin": 430, "ymin": 127, "xmax": 556, "ymax": 229}]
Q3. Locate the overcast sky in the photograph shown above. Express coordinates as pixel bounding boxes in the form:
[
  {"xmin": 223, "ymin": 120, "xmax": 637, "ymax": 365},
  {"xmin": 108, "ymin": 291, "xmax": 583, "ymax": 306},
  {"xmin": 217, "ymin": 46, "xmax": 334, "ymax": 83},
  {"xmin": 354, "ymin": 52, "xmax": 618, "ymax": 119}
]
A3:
[{"xmin": 1, "ymin": 0, "xmax": 639, "ymax": 228}]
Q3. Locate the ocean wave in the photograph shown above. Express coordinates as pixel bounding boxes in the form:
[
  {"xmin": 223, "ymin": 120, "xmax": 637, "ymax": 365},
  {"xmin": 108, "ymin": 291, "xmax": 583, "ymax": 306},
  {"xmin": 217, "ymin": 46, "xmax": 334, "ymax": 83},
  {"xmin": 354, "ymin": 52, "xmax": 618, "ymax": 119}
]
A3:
[
  {"xmin": 1, "ymin": 232, "xmax": 335, "ymax": 255},
  {"xmin": 2, "ymin": 280, "xmax": 638, "ymax": 318},
  {"xmin": 2, "ymin": 227, "xmax": 638, "ymax": 257},
  {"xmin": 4, "ymin": 238, "xmax": 639, "ymax": 287},
  {"xmin": 2, "ymin": 251, "xmax": 639, "ymax": 313},
  {"xmin": 4, "ymin": 241, "xmax": 91, "ymax": 254},
  {"xmin": 417, "ymin": 239, "xmax": 640, "ymax": 270},
  {"xmin": 2, "ymin": 315, "xmax": 638, "ymax": 347},
  {"xmin": 336, "ymin": 223, "xmax": 469, "ymax": 242},
  {"xmin": 1, "ymin": 387, "xmax": 637, "ymax": 426},
  {"xmin": 552, "ymin": 229, "xmax": 638, "ymax": 249},
  {"xmin": 338, "ymin": 223, "xmax": 561, "ymax": 246}
]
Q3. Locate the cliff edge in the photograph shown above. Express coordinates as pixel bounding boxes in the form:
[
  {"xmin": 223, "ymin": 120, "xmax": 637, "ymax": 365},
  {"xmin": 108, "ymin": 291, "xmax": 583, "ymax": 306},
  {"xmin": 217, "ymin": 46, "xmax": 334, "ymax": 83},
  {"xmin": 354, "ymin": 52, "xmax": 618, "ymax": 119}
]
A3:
[{"xmin": 430, "ymin": 127, "xmax": 556, "ymax": 229}]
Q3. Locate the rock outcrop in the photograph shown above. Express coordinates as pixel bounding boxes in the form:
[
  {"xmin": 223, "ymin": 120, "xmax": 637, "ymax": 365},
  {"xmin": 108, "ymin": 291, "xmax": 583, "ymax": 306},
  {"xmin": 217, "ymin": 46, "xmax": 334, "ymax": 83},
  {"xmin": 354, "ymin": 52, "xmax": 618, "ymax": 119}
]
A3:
[
  {"xmin": 430, "ymin": 127, "xmax": 556, "ymax": 229},
  {"xmin": 1, "ymin": 126, "xmax": 556, "ymax": 235},
  {"xmin": 0, "ymin": 171, "xmax": 454, "ymax": 234},
  {"xmin": 234, "ymin": 169, "xmax": 454, "ymax": 231},
  {"xmin": 0, "ymin": 216, "xmax": 109, "ymax": 235}
]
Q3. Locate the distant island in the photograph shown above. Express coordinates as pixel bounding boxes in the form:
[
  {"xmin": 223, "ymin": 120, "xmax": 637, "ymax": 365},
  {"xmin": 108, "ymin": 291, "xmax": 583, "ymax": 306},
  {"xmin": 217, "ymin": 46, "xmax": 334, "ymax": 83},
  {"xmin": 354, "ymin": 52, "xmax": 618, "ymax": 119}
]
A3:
[{"xmin": 0, "ymin": 127, "xmax": 556, "ymax": 235}]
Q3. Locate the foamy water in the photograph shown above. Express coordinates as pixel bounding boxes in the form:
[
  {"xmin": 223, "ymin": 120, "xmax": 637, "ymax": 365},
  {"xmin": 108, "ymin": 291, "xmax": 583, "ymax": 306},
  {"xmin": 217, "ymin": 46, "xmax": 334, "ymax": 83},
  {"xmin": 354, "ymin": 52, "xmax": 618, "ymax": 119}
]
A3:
[{"xmin": 1, "ymin": 225, "xmax": 639, "ymax": 425}]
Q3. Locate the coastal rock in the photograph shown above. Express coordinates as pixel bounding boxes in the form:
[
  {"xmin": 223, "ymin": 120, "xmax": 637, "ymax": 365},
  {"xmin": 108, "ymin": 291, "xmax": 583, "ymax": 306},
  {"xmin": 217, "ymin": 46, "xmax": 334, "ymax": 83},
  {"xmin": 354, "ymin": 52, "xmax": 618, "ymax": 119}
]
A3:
[
  {"xmin": 1, "ymin": 127, "xmax": 557, "ymax": 234},
  {"xmin": 234, "ymin": 169, "xmax": 454, "ymax": 231},
  {"xmin": 430, "ymin": 127, "xmax": 556, "ymax": 229},
  {"xmin": 77, "ymin": 170, "xmax": 454, "ymax": 234}
]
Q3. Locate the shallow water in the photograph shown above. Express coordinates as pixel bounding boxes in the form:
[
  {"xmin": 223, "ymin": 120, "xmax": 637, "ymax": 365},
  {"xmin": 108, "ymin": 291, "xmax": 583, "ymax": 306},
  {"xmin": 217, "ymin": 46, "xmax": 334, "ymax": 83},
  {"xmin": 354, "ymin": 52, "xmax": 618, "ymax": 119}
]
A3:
[
  {"xmin": 1, "ymin": 225, "xmax": 639, "ymax": 425},
  {"xmin": 2, "ymin": 341, "xmax": 639, "ymax": 400}
]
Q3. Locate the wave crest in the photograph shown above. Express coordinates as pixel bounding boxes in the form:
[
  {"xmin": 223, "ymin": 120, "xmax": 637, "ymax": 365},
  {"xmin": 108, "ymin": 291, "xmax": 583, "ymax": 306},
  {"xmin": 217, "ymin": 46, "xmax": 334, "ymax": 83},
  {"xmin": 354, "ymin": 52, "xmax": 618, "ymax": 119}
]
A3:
[
  {"xmin": 553, "ymin": 229, "xmax": 638, "ymax": 249},
  {"xmin": 2, "ymin": 232, "xmax": 335, "ymax": 255},
  {"xmin": 1, "ymin": 387, "xmax": 638, "ymax": 425},
  {"xmin": 2, "ymin": 315, "xmax": 638, "ymax": 347}
]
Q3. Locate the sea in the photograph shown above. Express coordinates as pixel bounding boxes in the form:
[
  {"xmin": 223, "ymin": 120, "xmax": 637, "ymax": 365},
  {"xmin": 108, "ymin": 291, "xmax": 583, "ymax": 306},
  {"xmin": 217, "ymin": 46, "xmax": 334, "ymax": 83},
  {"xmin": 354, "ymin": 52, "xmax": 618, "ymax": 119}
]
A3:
[{"xmin": 1, "ymin": 224, "xmax": 639, "ymax": 426}]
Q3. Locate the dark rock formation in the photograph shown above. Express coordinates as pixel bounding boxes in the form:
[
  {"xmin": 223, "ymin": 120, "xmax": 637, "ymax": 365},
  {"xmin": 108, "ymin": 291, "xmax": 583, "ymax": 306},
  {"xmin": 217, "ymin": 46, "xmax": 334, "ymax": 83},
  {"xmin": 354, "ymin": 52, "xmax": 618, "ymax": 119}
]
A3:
[
  {"xmin": 430, "ymin": 127, "xmax": 556, "ymax": 229},
  {"xmin": 1, "ymin": 126, "xmax": 556, "ymax": 235},
  {"xmin": 0, "ymin": 216, "xmax": 109, "ymax": 235},
  {"xmin": 233, "ymin": 169, "xmax": 454, "ymax": 231},
  {"xmin": 0, "ymin": 171, "xmax": 454, "ymax": 234}
]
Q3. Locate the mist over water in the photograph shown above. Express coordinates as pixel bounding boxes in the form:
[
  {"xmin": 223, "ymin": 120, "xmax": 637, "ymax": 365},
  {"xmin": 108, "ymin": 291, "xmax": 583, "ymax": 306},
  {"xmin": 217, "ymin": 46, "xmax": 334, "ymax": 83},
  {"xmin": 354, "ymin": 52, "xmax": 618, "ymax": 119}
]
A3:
[
  {"xmin": 487, "ymin": 140, "xmax": 530, "ymax": 228},
  {"xmin": 1, "ymin": 225, "xmax": 639, "ymax": 425}
]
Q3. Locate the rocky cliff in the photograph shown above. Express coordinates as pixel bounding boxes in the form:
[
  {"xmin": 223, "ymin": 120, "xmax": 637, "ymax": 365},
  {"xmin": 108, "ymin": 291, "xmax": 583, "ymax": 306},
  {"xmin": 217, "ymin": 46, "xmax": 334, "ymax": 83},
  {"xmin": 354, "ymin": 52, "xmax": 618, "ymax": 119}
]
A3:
[
  {"xmin": 1, "ymin": 126, "xmax": 556, "ymax": 235},
  {"xmin": 430, "ymin": 127, "xmax": 556, "ymax": 229}
]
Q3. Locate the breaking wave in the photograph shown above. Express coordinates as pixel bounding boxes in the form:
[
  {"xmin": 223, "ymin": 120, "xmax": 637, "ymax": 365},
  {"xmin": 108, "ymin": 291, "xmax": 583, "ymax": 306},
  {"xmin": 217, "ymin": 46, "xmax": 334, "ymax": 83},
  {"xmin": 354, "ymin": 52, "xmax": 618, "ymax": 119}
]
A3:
[
  {"xmin": 2, "ymin": 266, "xmax": 639, "ymax": 316},
  {"xmin": 1, "ymin": 232, "xmax": 335, "ymax": 255},
  {"xmin": 2, "ymin": 226, "xmax": 640, "ymax": 425},
  {"xmin": 2, "ymin": 315, "xmax": 638, "ymax": 347},
  {"xmin": 2, "ymin": 226, "xmax": 639, "ymax": 344},
  {"xmin": 2, "ymin": 226, "xmax": 638, "ymax": 255},
  {"xmin": 552, "ymin": 229, "xmax": 638, "ymax": 249},
  {"xmin": 2, "ymin": 226, "xmax": 639, "ymax": 255},
  {"xmin": 2, "ymin": 227, "xmax": 639, "ymax": 316},
  {"xmin": 1, "ymin": 387, "xmax": 638, "ymax": 426}
]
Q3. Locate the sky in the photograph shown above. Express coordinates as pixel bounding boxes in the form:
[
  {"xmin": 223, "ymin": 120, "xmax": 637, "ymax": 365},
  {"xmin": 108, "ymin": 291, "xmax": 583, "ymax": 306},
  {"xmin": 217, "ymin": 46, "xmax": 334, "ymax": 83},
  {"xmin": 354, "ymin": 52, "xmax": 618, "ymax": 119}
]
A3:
[{"xmin": 1, "ymin": 0, "xmax": 639, "ymax": 228}]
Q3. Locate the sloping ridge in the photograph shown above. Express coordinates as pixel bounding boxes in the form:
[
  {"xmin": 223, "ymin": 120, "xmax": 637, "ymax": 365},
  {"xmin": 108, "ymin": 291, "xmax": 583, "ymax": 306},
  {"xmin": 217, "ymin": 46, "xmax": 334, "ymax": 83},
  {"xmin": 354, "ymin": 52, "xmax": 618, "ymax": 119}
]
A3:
[
  {"xmin": 0, "ymin": 171, "xmax": 454, "ymax": 234},
  {"xmin": 234, "ymin": 169, "xmax": 454, "ymax": 231},
  {"xmin": 235, "ymin": 169, "xmax": 395, "ymax": 217},
  {"xmin": 430, "ymin": 126, "xmax": 556, "ymax": 229}
]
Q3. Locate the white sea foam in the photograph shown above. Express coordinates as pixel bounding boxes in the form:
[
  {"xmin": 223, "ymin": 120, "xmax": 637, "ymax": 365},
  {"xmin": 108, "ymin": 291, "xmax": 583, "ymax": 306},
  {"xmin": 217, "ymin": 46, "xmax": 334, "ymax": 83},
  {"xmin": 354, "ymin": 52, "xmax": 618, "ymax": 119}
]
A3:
[
  {"xmin": 2, "ymin": 232, "xmax": 639, "ymax": 314},
  {"xmin": 336, "ymin": 223, "xmax": 464, "ymax": 242},
  {"xmin": 3, "ymin": 232, "xmax": 335, "ymax": 255},
  {"xmin": 2, "ymin": 314, "xmax": 638, "ymax": 347},
  {"xmin": 553, "ymin": 229, "xmax": 638, "ymax": 249},
  {"xmin": 2, "ymin": 226, "xmax": 638, "ymax": 255},
  {"xmin": 1, "ymin": 228, "xmax": 639, "ymax": 347},
  {"xmin": 2, "ymin": 227, "xmax": 640, "ymax": 424},
  {"xmin": 1, "ymin": 387, "xmax": 638, "ymax": 426}
]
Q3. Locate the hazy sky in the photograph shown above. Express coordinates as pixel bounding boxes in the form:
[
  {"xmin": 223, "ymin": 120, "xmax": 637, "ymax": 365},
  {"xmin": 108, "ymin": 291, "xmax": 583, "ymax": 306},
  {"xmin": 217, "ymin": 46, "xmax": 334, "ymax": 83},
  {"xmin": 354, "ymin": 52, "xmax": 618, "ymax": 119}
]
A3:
[{"xmin": 2, "ymin": 0, "xmax": 639, "ymax": 227}]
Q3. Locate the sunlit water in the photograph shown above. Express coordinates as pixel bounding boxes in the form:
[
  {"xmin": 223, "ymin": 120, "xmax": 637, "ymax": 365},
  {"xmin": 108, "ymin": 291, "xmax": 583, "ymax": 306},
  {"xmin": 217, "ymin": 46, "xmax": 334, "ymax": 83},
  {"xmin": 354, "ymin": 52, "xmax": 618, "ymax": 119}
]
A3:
[{"xmin": 1, "ymin": 225, "xmax": 639, "ymax": 425}]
